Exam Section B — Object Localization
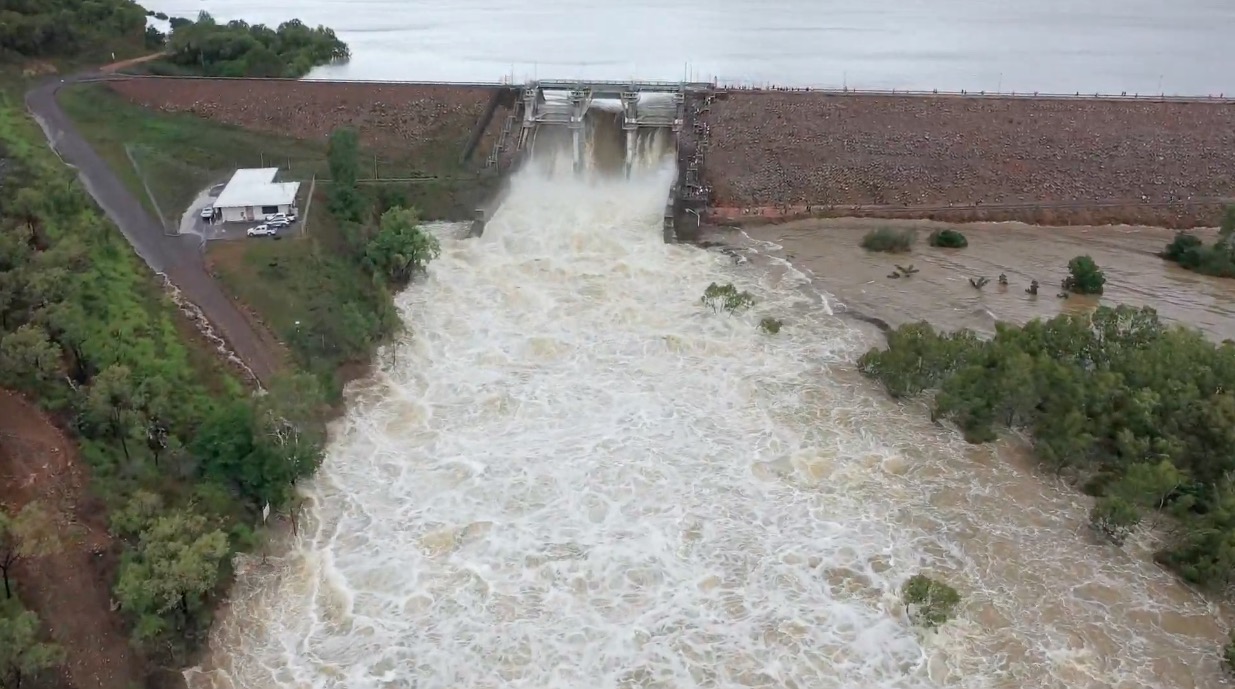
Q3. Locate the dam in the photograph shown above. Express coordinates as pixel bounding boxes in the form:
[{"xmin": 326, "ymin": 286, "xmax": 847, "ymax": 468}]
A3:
[{"xmin": 472, "ymin": 79, "xmax": 714, "ymax": 242}]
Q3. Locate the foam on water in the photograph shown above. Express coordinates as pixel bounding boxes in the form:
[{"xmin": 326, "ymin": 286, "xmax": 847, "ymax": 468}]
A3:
[{"xmin": 188, "ymin": 133, "xmax": 1227, "ymax": 689}]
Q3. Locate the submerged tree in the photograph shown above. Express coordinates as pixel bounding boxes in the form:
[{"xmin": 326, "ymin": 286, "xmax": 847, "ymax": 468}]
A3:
[
  {"xmin": 1063, "ymin": 255, "xmax": 1106, "ymax": 295},
  {"xmin": 701, "ymin": 282, "xmax": 755, "ymax": 314},
  {"xmin": 364, "ymin": 207, "xmax": 441, "ymax": 287},
  {"xmin": 901, "ymin": 574, "xmax": 962, "ymax": 628}
]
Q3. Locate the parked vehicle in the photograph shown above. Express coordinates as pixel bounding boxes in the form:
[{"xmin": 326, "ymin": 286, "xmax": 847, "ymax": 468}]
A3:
[
  {"xmin": 246, "ymin": 224, "xmax": 278, "ymax": 237},
  {"xmin": 265, "ymin": 211, "xmax": 296, "ymax": 223},
  {"xmin": 200, "ymin": 205, "xmax": 216, "ymax": 220},
  {"xmin": 267, "ymin": 217, "xmax": 291, "ymax": 228}
]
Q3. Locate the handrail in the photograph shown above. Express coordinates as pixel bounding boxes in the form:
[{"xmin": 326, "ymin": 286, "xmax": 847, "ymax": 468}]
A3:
[{"xmin": 714, "ymin": 85, "xmax": 1235, "ymax": 104}]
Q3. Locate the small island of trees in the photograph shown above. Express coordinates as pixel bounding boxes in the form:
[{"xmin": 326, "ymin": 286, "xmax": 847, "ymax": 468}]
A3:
[
  {"xmin": 147, "ymin": 11, "xmax": 350, "ymax": 78},
  {"xmin": 1160, "ymin": 206, "xmax": 1235, "ymax": 279}
]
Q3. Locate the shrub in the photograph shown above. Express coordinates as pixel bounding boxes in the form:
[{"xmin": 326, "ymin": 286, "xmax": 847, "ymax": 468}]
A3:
[
  {"xmin": 1224, "ymin": 633, "xmax": 1235, "ymax": 676},
  {"xmin": 928, "ymin": 228, "xmax": 968, "ymax": 248},
  {"xmin": 701, "ymin": 283, "xmax": 755, "ymax": 313},
  {"xmin": 1089, "ymin": 496, "xmax": 1140, "ymax": 546},
  {"xmin": 758, "ymin": 317, "xmax": 782, "ymax": 334},
  {"xmin": 901, "ymin": 574, "xmax": 961, "ymax": 629},
  {"xmin": 860, "ymin": 228, "xmax": 915, "ymax": 253},
  {"xmin": 1063, "ymin": 255, "xmax": 1106, "ymax": 295},
  {"xmin": 1160, "ymin": 232, "xmax": 1235, "ymax": 278}
]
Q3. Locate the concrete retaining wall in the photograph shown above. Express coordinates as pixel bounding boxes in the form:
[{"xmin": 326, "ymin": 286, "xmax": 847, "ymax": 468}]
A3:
[
  {"xmin": 469, "ymin": 148, "xmax": 528, "ymax": 238},
  {"xmin": 460, "ymin": 87, "xmax": 518, "ymax": 165}
]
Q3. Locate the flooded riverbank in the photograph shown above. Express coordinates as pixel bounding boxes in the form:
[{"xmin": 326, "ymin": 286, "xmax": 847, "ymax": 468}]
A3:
[{"xmin": 734, "ymin": 218, "xmax": 1235, "ymax": 342}]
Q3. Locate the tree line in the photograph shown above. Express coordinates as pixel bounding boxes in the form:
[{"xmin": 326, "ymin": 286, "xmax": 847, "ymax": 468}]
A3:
[
  {"xmin": 0, "ymin": 0, "xmax": 148, "ymax": 60},
  {"xmin": 146, "ymin": 11, "xmax": 350, "ymax": 79}
]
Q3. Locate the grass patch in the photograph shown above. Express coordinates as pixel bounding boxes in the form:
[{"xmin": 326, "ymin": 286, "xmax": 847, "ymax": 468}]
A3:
[
  {"xmin": 57, "ymin": 83, "xmax": 490, "ymax": 225},
  {"xmin": 58, "ymin": 83, "xmax": 334, "ymax": 225},
  {"xmin": 861, "ymin": 227, "xmax": 916, "ymax": 253},
  {"xmin": 205, "ymin": 187, "xmax": 397, "ymax": 400}
]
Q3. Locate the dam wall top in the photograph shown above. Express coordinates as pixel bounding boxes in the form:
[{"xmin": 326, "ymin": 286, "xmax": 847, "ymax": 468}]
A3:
[{"xmin": 100, "ymin": 74, "xmax": 1235, "ymax": 103}]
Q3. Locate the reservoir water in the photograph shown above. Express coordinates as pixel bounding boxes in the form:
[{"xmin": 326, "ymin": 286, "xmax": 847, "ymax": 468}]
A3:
[{"xmin": 142, "ymin": 0, "xmax": 1235, "ymax": 95}]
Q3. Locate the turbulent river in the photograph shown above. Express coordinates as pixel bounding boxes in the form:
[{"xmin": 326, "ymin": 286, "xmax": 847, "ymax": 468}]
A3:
[{"xmin": 184, "ymin": 126, "xmax": 1230, "ymax": 689}]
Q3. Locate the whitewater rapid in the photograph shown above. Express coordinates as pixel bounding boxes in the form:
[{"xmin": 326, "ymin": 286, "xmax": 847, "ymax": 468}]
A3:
[{"xmin": 192, "ymin": 135, "xmax": 1226, "ymax": 689}]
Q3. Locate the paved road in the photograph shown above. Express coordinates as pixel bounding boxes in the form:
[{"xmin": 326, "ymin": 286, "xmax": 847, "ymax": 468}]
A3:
[{"xmin": 25, "ymin": 73, "xmax": 282, "ymax": 385}]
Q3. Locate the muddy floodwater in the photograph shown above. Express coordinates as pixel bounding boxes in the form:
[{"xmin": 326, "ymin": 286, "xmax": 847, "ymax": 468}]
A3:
[{"xmin": 739, "ymin": 218, "xmax": 1235, "ymax": 342}]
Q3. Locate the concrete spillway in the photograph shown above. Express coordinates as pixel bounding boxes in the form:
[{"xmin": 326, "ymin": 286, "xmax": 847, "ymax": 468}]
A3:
[{"xmin": 471, "ymin": 80, "xmax": 713, "ymax": 242}]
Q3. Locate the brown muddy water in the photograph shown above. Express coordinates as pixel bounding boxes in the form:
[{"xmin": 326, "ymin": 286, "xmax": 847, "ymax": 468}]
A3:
[
  {"xmin": 192, "ymin": 172, "xmax": 1234, "ymax": 689},
  {"xmin": 738, "ymin": 218, "xmax": 1235, "ymax": 342},
  {"xmin": 724, "ymin": 217, "xmax": 1235, "ymax": 688}
]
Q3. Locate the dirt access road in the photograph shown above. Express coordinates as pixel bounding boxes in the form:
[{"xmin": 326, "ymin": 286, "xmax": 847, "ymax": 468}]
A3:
[{"xmin": 24, "ymin": 71, "xmax": 282, "ymax": 385}]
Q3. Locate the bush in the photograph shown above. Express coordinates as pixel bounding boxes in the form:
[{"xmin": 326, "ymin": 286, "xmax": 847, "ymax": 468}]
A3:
[
  {"xmin": 928, "ymin": 228, "xmax": 968, "ymax": 248},
  {"xmin": 1160, "ymin": 232, "xmax": 1235, "ymax": 278},
  {"xmin": 1089, "ymin": 497, "xmax": 1140, "ymax": 546},
  {"xmin": 860, "ymin": 228, "xmax": 916, "ymax": 253},
  {"xmin": 901, "ymin": 574, "xmax": 961, "ymax": 628},
  {"xmin": 1063, "ymin": 255, "xmax": 1106, "ymax": 295},
  {"xmin": 758, "ymin": 317, "xmax": 782, "ymax": 334},
  {"xmin": 1224, "ymin": 633, "xmax": 1235, "ymax": 676},
  {"xmin": 701, "ymin": 283, "xmax": 755, "ymax": 313}
]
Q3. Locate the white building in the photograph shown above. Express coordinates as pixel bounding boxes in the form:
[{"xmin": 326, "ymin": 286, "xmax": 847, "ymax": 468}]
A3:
[{"xmin": 213, "ymin": 168, "xmax": 301, "ymax": 223}]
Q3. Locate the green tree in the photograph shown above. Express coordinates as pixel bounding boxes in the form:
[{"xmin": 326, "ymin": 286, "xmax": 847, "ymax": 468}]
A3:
[
  {"xmin": 327, "ymin": 127, "xmax": 365, "ymax": 223},
  {"xmin": 0, "ymin": 325, "xmax": 61, "ymax": 394},
  {"xmin": 0, "ymin": 504, "xmax": 60, "ymax": 600},
  {"xmin": 191, "ymin": 389, "xmax": 324, "ymax": 509},
  {"xmin": 82, "ymin": 364, "xmax": 142, "ymax": 461},
  {"xmin": 901, "ymin": 574, "xmax": 961, "ymax": 628},
  {"xmin": 701, "ymin": 282, "xmax": 755, "ymax": 314},
  {"xmin": 1063, "ymin": 255, "xmax": 1106, "ymax": 295},
  {"xmin": 114, "ymin": 511, "xmax": 229, "ymax": 651},
  {"xmin": 0, "ymin": 607, "xmax": 64, "ymax": 689},
  {"xmin": 364, "ymin": 207, "xmax": 442, "ymax": 287}
]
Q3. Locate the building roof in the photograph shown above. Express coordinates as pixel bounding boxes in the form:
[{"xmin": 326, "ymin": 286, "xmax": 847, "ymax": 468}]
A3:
[{"xmin": 214, "ymin": 168, "xmax": 300, "ymax": 209}]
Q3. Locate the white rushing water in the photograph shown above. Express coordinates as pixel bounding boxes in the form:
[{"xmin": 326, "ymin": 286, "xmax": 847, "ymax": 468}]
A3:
[{"xmin": 188, "ymin": 127, "xmax": 1226, "ymax": 689}]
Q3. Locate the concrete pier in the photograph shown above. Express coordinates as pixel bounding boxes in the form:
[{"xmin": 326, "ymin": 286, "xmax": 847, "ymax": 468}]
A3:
[{"xmin": 568, "ymin": 88, "xmax": 590, "ymax": 175}]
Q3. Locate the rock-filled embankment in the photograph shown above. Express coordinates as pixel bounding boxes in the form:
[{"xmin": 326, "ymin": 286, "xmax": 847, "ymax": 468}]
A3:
[
  {"xmin": 107, "ymin": 77, "xmax": 510, "ymax": 171},
  {"xmin": 704, "ymin": 91, "xmax": 1235, "ymax": 227}
]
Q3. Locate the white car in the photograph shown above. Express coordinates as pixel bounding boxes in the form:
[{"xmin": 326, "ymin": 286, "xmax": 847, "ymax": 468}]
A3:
[
  {"xmin": 200, "ymin": 206, "xmax": 215, "ymax": 219},
  {"xmin": 267, "ymin": 216, "xmax": 291, "ymax": 228},
  {"xmin": 265, "ymin": 211, "xmax": 296, "ymax": 223},
  {"xmin": 246, "ymin": 224, "xmax": 278, "ymax": 238}
]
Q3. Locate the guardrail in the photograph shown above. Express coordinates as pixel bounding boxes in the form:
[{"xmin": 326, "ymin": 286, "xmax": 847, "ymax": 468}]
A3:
[{"xmin": 713, "ymin": 84, "xmax": 1235, "ymax": 104}]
